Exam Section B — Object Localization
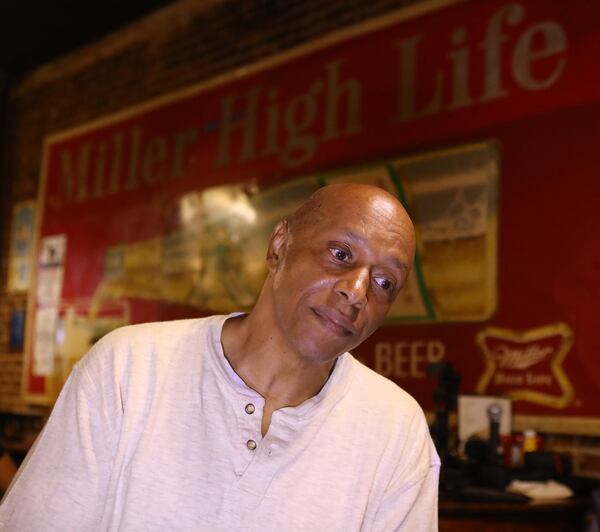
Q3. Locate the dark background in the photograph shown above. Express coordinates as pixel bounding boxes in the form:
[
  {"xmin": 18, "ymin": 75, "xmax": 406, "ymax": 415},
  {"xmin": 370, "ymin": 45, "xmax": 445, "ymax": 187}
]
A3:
[{"xmin": 0, "ymin": 0, "xmax": 175, "ymax": 82}]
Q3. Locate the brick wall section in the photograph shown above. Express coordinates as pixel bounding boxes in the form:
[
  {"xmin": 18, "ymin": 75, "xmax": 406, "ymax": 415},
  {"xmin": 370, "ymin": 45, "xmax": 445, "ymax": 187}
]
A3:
[{"xmin": 1, "ymin": 0, "xmax": 599, "ymax": 478}]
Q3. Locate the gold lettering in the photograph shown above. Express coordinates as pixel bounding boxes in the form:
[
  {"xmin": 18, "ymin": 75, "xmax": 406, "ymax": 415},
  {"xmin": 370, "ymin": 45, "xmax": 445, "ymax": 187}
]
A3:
[
  {"xmin": 427, "ymin": 340, "xmax": 445, "ymax": 364},
  {"xmin": 142, "ymin": 137, "xmax": 167, "ymax": 184},
  {"xmin": 479, "ymin": 3, "xmax": 524, "ymax": 102},
  {"xmin": 448, "ymin": 28, "xmax": 473, "ymax": 110},
  {"xmin": 281, "ymin": 81, "xmax": 322, "ymax": 167},
  {"xmin": 60, "ymin": 142, "xmax": 92, "ymax": 203},
  {"xmin": 394, "ymin": 35, "xmax": 443, "ymax": 122},
  {"xmin": 263, "ymin": 88, "xmax": 280, "ymax": 156},
  {"xmin": 171, "ymin": 128, "xmax": 198, "ymax": 179},
  {"xmin": 322, "ymin": 59, "xmax": 362, "ymax": 140},
  {"xmin": 394, "ymin": 342, "xmax": 411, "ymax": 377},
  {"xmin": 215, "ymin": 88, "xmax": 260, "ymax": 166},
  {"xmin": 93, "ymin": 142, "xmax": 108, "ymax": 198},
  {"xmin": 513, "ymin": 21, "xmax": 567, "ymax": 90},
  {"xmin": 374, "ymin": 342, "xmax": 393, "ymax": 377},
  {"xmin": 410, "ymin": 341, "xmax": 426, "ymax": 377},
  {"xmin": 109, "ymin": 132, "xmax": 123, "ymax": 194},
  {"xmin": 127, "ymin": 127, "xmax": 142, "ymax": 190}
]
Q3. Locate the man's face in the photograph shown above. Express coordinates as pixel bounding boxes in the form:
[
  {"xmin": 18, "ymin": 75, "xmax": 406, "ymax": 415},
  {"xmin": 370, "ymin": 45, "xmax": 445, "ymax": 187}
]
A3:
[{"xmin": 267, "ymin": 190, "xmax": 415, "ymax": 365}]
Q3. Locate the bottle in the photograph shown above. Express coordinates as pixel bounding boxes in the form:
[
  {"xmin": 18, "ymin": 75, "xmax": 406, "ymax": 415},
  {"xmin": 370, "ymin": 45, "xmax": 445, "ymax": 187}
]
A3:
[{"xmin": 523, "ymin": 429, "xmax": 538, "ymax": 453}]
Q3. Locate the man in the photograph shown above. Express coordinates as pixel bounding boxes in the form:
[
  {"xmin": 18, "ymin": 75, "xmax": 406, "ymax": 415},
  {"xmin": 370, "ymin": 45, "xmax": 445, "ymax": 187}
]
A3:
[{"xmin": 0, "ymin": 183, "xmax": 440, "ymax": 531}]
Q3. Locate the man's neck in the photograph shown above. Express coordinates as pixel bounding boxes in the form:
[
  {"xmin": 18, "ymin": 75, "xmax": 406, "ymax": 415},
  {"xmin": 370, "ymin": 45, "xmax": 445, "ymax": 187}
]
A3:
[{"xmin": 220, "ymin": 312, "xmax": 336, "ymax": 409}]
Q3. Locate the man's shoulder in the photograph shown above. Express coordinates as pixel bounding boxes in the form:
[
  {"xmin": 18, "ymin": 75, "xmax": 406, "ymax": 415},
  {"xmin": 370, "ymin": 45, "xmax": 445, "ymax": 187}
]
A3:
[
  {"xmin": 346, "ymin": 356, "xmax": 424, "ymax": 418},
  {"xmin": 77, "ymin": 315, "xmax": 225, "ymax": 377},
  {"xmin": 345, "ymin": 356, "xmax": 440, "ymax": 465},
  {"xmin": 98, "ymin": 315, "xmax": 222, "ymax": 350}
]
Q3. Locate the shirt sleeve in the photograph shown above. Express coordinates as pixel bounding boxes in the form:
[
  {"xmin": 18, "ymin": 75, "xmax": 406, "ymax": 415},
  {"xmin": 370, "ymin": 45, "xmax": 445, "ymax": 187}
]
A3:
[
  {"xmin": 371, "ymin": 409, "xmax": 441, "ymax": 532},
  {"xmin": 0, "ymin": 347, "xmax": 120, "ymax": 532}
]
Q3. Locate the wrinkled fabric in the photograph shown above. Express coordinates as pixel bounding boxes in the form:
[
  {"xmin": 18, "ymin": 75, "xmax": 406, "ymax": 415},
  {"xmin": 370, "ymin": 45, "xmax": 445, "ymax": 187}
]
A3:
[{"xmin": 0, "ymin": 315, "xmax": 440, "ymax": 531}]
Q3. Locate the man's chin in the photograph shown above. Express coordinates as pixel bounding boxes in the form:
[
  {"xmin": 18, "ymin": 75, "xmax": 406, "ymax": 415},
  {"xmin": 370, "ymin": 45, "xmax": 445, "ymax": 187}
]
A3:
[{"xmin": 296, "ymin": 336, "xmax": 355, "ymax": 365}]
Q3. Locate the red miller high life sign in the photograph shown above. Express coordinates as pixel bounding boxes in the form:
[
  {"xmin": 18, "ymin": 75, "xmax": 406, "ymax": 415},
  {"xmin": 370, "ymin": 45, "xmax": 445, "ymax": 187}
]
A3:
[{"xmin": 26, "ymin": 0, "xmax": 600, "ymax": 435}]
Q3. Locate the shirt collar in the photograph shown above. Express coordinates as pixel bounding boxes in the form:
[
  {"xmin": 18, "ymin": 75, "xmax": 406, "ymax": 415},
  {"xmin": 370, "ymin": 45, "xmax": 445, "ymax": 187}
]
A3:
[{"xmin": 206, "ymin": 313, "xmax": 355, "ymax": 420}]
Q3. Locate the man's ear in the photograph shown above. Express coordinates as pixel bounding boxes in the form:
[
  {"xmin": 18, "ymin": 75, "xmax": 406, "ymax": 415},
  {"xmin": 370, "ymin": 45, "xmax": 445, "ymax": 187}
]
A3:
[{"xmin": 266, "ymin": 219, "xmax": 289, "ymax": 272}]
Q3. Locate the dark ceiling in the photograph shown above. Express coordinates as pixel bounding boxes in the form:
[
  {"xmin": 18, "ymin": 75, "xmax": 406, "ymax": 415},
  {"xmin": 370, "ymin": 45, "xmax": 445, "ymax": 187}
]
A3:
[{"xmin": 0, "ymin": 0, "xmax": 176, "ymax": 82}]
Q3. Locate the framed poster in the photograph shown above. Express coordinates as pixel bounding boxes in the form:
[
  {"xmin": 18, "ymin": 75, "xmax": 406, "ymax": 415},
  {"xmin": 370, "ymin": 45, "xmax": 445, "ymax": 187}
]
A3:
[{"xmin": 22, "ymin": 0, "xmax": 600, "ymax": 436}]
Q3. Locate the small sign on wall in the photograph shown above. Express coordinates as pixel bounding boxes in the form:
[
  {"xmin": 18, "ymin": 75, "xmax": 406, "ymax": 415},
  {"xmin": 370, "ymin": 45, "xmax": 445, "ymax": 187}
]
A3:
[{"xmin": 7, "ymin": 201, "xmax": 36, "ymax": 293}]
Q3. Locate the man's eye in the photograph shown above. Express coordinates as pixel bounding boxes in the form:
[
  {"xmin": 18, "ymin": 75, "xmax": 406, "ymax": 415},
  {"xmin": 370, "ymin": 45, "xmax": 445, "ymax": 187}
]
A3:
[
  {"xmin": 375, "ymin": 277, "xmax": 394, "ymax": 291},
  {"xmin": 329, "ymin": 248, "xmax": 350, "ymax": 261}
]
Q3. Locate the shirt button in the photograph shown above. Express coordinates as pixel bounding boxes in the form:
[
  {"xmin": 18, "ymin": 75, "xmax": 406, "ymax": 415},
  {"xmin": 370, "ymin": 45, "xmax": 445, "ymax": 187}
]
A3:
[
  {"xmin": 246, "ymin": 439, "xmax": 257, "ymax": 451},
  {"xmin": 245, "ymin": 403, "xmax": 255, "ymax": 415}
]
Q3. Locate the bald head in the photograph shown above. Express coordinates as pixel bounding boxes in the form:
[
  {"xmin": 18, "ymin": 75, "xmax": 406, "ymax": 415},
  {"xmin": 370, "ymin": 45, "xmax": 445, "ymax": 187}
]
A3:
[{"xmin": 288, "ymin": 183, "xmax": 416, "ymax": 262}]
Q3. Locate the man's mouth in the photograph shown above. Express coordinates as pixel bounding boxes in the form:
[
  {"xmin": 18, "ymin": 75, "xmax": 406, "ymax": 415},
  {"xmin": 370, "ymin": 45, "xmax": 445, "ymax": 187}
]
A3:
[{"xmin": 311, "ymin": 307, "xmax": 357, "ymax": 337}]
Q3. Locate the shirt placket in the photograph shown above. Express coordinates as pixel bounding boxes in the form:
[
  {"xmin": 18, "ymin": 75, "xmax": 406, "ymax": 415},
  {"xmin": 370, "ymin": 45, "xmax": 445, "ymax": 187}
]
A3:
[
  {"xmin": 232, "ymin": 393, "xmax": 265, "ymax": 479},
  {"xmin": 235, "ymin": 409, "xmax": 296, "ymax": 497}
]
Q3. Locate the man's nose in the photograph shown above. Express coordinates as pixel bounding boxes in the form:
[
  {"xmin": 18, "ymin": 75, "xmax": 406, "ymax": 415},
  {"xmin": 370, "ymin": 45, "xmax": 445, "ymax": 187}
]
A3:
[{"xmin": 334, "ymin": 267, "xmax": 369, "ymax": 308}]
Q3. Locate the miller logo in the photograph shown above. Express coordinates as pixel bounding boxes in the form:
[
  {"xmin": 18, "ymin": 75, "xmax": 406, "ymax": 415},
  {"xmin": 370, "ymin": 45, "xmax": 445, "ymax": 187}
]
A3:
[{"xmin": 476, "ymin": 323, "xmax": 574, "ymax": 409}]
